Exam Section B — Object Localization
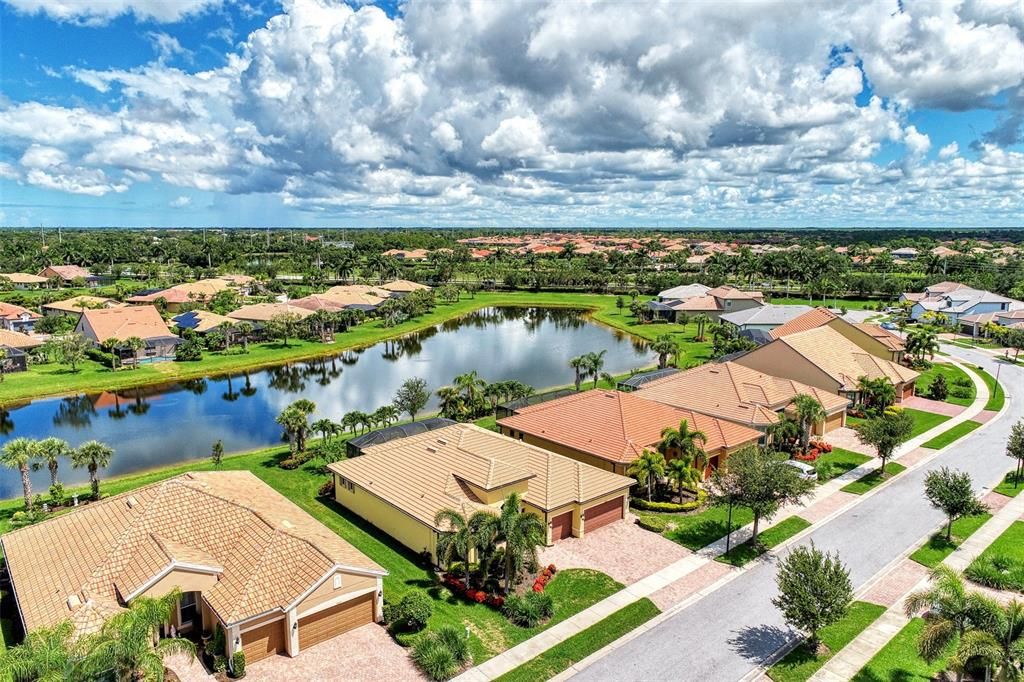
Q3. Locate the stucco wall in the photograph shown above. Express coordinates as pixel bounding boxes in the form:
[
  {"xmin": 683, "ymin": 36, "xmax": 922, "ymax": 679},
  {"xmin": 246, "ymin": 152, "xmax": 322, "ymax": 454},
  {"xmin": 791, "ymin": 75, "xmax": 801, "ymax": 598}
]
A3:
[
  {"xmin": 735, "ymin": 342, "xmax": 841, "ymax": 394},
  {"xmin": 334, "ymin": 474, "xmax": 437, "ymax": 561},
  {"xmin": 296, "ymin": 570, "xmax": 378, "ymax": 618},
  {"xmin": 138, "ymin": 568, "xmax": 219, "ymax": 601}
]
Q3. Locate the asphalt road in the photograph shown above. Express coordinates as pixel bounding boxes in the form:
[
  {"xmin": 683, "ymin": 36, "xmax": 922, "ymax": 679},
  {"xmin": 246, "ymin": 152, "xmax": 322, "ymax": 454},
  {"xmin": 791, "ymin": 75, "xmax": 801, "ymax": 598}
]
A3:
[{"xmin": 573, "ymin": 347, "xmax": 1021, "ymax": 682}]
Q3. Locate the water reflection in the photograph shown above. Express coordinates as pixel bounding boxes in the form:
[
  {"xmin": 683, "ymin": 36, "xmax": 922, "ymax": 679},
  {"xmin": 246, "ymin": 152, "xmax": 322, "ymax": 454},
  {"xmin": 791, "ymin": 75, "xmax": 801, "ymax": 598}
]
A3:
[{"xmin": 0, "ymin": 307, "xmax": 652, "ymax": 498}]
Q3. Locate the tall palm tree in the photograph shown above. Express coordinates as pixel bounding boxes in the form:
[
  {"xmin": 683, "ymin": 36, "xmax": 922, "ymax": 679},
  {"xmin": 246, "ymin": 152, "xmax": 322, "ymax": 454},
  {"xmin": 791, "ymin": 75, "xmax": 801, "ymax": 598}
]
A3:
[
  {"xmin": 693, "ymin": 313, "xmax": 711, "ymax": 341},
  {"xmin": 0, "ymin": 620, "xmax": 86, "ymax": 681},
  {"xmin": 948, "ymin": 599, "xmax": 1024, "ymax": 682},
  {"xmin": 234, "ymin": 321, "xmax": 254, "ymax": 352},
  {"xmin": 32, "ymin": 436, "xmax": 71, "ymax": 488},
  {"xmin": 628, "ymin": 449, "xmax": 666, "ymax": 501},
  {"xmin": 434, "ymin": 506, "xmax": 480, "ymax": 588},
  {"xmin": 766, "ymin": 415, "xmax": 800, "ymax": 452},
  {"xmin": 1, "ymin": 437, "xmax": 36, "ymax": 510},
  {"xmin": 83, "ymin": 588, "xmax": 195, "ymax": 682},
  {"xmin": 437, "ymin": 385, "xmax": 465, "ymax": 421},
  {"xmin": 791, "ymin": 394, "xmax": 826, "ymax": 450},
  {"xmin": 905, "ymin": 565, "xmax": 999, "ymax": 680},
  {"xmin": 666, "ymin": 458, "xmax": 702, "ymax": 503},
  {"xmin": 584, "ymin": 350, "xmax": 607, "ymax": 389},
  {"xmin": 856, "ymin": 376, "xmax": 896, "ymax": 411},
  {"xmin": 312, "ymin": 419, "xmax": 335, "ymax": 444},
  {"xmin": 454, "ymin": 370, "xmax": 487, "ymax": 408},
  {"xmin": 71, "ymin": 440, "xmax": 114, "ymax": 500},
  {"xmin": 658, "ymin": 419, "xmax": 708, "ymax": 471},
  {"xmin": 497, "ymin": 493, "xmax": 546, "ymax": 593},
  {"xmin": 100, "ymin": 337, "xmax": 121, "ymax": 370},
  {"xmin": 123, "ymin": 336, "xmax": 145, "ymax": 370},
  {"xmin": 651, "ymin": 334, "xmax": 679, "ymax": 369},
  {"xmin": 569, "ymin": 355, "xmax": 587, "ymax": 391}
]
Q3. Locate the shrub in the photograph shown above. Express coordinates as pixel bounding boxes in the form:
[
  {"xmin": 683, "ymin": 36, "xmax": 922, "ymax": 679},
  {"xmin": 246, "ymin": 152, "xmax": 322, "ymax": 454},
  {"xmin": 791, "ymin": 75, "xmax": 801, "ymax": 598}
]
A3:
[
  {"xmin": 388, "ymin": 591, "xmax": 433, "ymax": 633},
  {"xmin": 48, "ymin": 482, "xmax": 66, "ymax": 507},
  {"xmin": 317, "ymin": 478, "xmax": 335, "ymax": 497},
  {"xmin": 966, "ymin": 554, "xmax": 1024, "ymax": 592},
  {"xmin": 213, "ymin": 655, "xmax": 228, "ymax": 673},
  {"xmin": 10, "ymin": 510, "xmax": 43, "ymax": 529},
  {"xmin": 502, "ymin": 591, "xmax": 554, "ymax": 627},
  {"xmin": 927, "ymin": 374, "xmax": 949, "ymax": 401},
  {"xmin": 411, "ymin": 627, "xmax": 469, "ymax": 682},
  {"xmin": 434, "ymin": 625, "xmax": 469, "ymax": 665},
  {"xmin": 953, "ymin": 375, "xmax": 973, "ymax": 388},
  {"xmin": 175, "ymin": 339, "xmax": 204, "ymax": 362},
  {"xmin": 230, "ymin": 651, "xmax": 246, "ymax": 678},
  {"xmin": 636, "ymin": 516, "xmax": 668, "ymax": 533},
  {"xmin": 949, "ymin": 384, "xmax": 973, "ymax": 399},
  {"xmin": 630, "ymin": 491, "xmax": 707, "ymax": 513}
]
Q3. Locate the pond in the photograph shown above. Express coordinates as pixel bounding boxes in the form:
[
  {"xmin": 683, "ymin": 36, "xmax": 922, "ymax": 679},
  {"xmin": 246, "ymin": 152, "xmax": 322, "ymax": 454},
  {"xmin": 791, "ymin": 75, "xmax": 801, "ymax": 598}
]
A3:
[{"xmin": 0, "ymin": 307, "xmax": 653, "ymax": 499}]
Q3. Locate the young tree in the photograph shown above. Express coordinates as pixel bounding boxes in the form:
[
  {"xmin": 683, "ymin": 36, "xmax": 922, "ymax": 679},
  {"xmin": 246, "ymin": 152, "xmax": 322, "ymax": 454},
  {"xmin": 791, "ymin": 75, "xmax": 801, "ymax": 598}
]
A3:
[
  {"xmin": 666, "ymin": 458, "xmax": 702, "ymax": 503},
  {"xmin": 569, "ymin": 355, "xmax": 587, "ymax": 391},
  {"xmin": 923, "ymin": 467, "xmax": 988, "ymax": 541},
  {"xmin": 615, "ymin": 295, "xmax": 625, "ymax": 314},
  {"xmin": 51, "ymin": 333, "xmax": 91, "ymax": 373},
  {"xmin": 1, "ymin": 437, "xmax": 36, "ymax": 510},
  {"xmin": 708, "ymin": 446, "xmax": 814, "ymax": 542},
  {"xmin": 313, "ymin": 418, "xmax": 336, "ymax": 444},
  {"xmin": 659, "ymin": 419, "xmax": 708, "ymax": 471},
  {"xmin": 791, "ymin": 394, "xmax": 825, "ymax": 451},
  {"xmin": 394, "ymin": 377, "xmax": 429, "ymax": 421},
  {"xmin": 1007, "ymin": 419, "xmax": 1024, "ymax": 488},
  {"xmin": 773, "ymin": 543, "xmax": 853, "ymax": 651},
  {"xmin": 628, "ymin": 449, "xmax": 666, "ymax": 502},
  {"xmin": 71, "ymin": 440, "xmax": 114, "ymax": 500},
  {"xmin": 266, "ymin": 312, "xmax": 303, "ymax": 347},
  {"xmin": 927, "ymin": 373, "xmax": 949, "ymax": 401},
  {"xmin": 693, "ymin": 313, "xmax": 711, "ymax": 341},
  {"xmin": 211, "ymin": 439, "xmax": 224, "ymax": 468},
  {"xmin": 584, "ymin": 349, "xmax": 607, "ymax": 388},
  {"xmin": 854, "ymin": 408, "xmax": 914, "ymax": 472},
  {"xmin": 100, "ymin": 337, "xmax": 121, "ymax": 370},
  {"xmin": 433, "ymin": 506, "xmax": 491, "ymax": 589},
  {"xmin": 33, "ymin": 436, "xmax": 71, "ymax": 487}
]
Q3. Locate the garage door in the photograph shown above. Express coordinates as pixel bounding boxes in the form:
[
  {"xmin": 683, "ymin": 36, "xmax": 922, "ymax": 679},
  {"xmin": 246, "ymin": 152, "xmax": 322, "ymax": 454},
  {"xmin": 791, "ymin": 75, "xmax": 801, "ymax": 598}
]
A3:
[
  {"xmin": 550, "ymin": 511, "xmax": 573, "ymax": 541},
  {"xmin": 298, "ymin": 592, "xmax": 374, "ymax": 651},
  {"xmin": 823, "ymin": 411, "xmax": 845, "ymax": 433},
  {"xmin": 584, "ymin": 497, "xmax": 623, "ymax": 533},
  {"xmin": 241, "ymin": 620, "xmax": 285, "ymax": 663},
  {"xmin": 901, "ymin": 383, "xmax": 915, "ymax": 401}
]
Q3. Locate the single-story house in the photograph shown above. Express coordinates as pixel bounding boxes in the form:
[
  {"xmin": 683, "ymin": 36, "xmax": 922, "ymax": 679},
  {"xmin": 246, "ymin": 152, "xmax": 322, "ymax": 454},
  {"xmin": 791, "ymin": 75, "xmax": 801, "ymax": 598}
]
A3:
[
  {"xmin": 891, "ymin": 247, "xmax": 919, "ymax": 260},
  {"xmin": 720, "ymin": 304, "xmax": 814, "ymax": 333},
  {"xmin": 346, "ymin": 418, "xmax": 457, "ymax": 457},
  {"xmin": 1, "ymin": 472, "xmax": 386, "ymax": 664},
  {"xmin": 377, "ymin": 279, "xmax": 431, "ymax": 296},
  {"xmin": 656, "ymin": 283, "xmax": 711, "ymax": 303},
  {"xmin": 959, "ymin": 309, "xmax": 1024, "ymax": 337},
  {"xmin": 0, "ymin": 272, "xmax": 49, "ymax": 289},
  {"xmin": 649, "ymin": 285, "xmax": 764, "ymax": 322},
  {"xmin": 734, "ymin": 326, "xmax": 919, "ymax": 403},
  {"xmin": 0, "ymin": 302, "xmax": 41, "ymax": 333},
  {"xmin": 616, "ymin": 367, "xmax": 680, "ymax": 392},
  {"xmin": 329, "ymin": 423, "xmax": 634, "ymax": 555},
  {"xmin": 127, "ymin": 278, "xmax": 240, "ymax": 312},
  {"xmin": 295, "ymin": 290, "xmax": 385, "ymax": 312},
  {"xmin": 42, "ymin": 295, "xmax": 123, "ymax": 317},
  {"xmin": 381, "ymin": 249, "xmax": 429, "ymax": 261},
  {"xmin": 172, "ymin": 310, "xmax": 237, "ymax": 335},
  {"xmin": 37, "ymin": 264, "xmax": 99, "ymax": 286},
  {"xmin": 635, "ymin": 361, "xmax": 850, "ymax": 435},
  {"xmin": 768, "ymin": 307, "xmax": 905, "ymax": 362},
  {"xmin": 0, "ymin": 329, "xmax": 45, "ymax": 351},
  {"xmin": 227, "ymin": 303, "xmax": 315, "ymax": 324},
  {"xmin": 76, "ymin": 305, "xmax": 181, "ymax": 364},
  {"xmin": 498, "ymin": 389, "xmax": 762, "ymax": 477}
]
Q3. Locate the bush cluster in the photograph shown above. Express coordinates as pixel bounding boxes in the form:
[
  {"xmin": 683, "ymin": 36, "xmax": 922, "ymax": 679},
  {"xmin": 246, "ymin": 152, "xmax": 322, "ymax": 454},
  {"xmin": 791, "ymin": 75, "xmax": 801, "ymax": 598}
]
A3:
[
  {"xmin": 502, "ymin": 591, "xmax": 554, "ymax": 627},
  {"xmin": 440, "ymin": 574, "xmax": 505, "ymax": 608},
  {"xmin": 411, "ymin": 626, "xmax": 470, "ymax": 681},
  {"xmin": 385, "ymin": 591, "xmax": 433, "ymax": 634},
  {"xmin": 636, "ymin": 516, "xmax": 669, "ymax": 533},
  {"xmin": 630, "ymin": 493, "xmax": 705, "ymax": 513},
  {"xmin": 965, "ymin": 554, "xmax": 1024, "ymax": 592},
  {"xmin": 532, "ymin": 564, "xmax": 557, "ymax": 592}
]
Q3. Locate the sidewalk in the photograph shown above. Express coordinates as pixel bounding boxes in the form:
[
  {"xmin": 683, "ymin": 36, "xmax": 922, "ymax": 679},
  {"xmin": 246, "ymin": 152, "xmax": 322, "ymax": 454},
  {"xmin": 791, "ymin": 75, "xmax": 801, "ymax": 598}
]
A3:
[
  {"xmin": 808, "ymin": 472, "xmax": 1024, "ymax": 681},
  {"xmin": 454, "ymin": 362, "xmax": 992, "ymax": 682}
]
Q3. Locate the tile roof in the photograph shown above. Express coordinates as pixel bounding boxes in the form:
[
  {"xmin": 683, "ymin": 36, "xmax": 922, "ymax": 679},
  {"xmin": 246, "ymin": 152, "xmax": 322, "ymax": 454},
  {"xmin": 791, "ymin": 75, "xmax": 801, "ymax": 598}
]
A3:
[
  {"xmin": 79, "ymin": 305, "xmax": 173, "ymax": 344},
  {"xmin": 227, "ymin": 302, "xmax": 315, "ymax": 322},
  {"xmin": 329, "ymin": 424, "xmax": 634, "ymax": 526},
  {"xmin": 851, "ymin": 323, "xmax": 906, "ymax": 352},
  {"xmin": 499, "ymin": 390, "xmax": 761, "ymax": 462},
  {"xmin": 0, "ymin": 302, "xmax": 41, "ymax": 321},
  {"xmin": 1, "ymin": 472, "xmax": 384, "ymax": 634},
  {"xmin": 771, "ymin": 326, "xmax": 919, "ymax": 390},
  {"xmin": 40, "ymin": 265, "xmax": 93, "ymax": 280},
  {"xmin": 636, "ymin": 361, "xmax": 849, "ymax": 426},
  {"xmin": 720, "ymin": 304, "xmax": 813, "ymax": 327},
  {"xmin": 0, "ymin": 329, "xmax": 45, "ymax": 349},
  {"xmin": 378, "ymin": 279, "xmax": 431, "ymax": 293},
  {"xmin": 657, "ymin": 283, "xmax": 711, "ymax": 301},
  {"xmin": 42, "ymin": 296, "xmax": 122, "ymax": 313},
  {"xmin": 0, "ymin": 273, "xmax": 48, "ymax": 285},
  {"xmin": 768, "ymin": 307, "xmax": 840, "ymax": 339}
]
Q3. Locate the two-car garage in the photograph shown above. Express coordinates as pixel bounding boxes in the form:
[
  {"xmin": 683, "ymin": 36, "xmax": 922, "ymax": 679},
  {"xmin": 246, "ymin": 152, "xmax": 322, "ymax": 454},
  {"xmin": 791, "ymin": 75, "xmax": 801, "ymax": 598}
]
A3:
[{"xmin": 583, "ymin": 497, "xmax": 624, "ymax": 533}]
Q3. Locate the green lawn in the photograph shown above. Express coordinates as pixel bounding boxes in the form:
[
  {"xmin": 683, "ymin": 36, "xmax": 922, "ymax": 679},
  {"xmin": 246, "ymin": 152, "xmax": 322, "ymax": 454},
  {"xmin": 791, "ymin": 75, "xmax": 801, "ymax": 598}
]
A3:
[
  {"xmin": 852, "ymin": 617, "xmax": 955, "ymax": 682},
  {"xmin": 909, "ymin": 513, "xmax": 992, "ymax": 568},
  {"xmin": 0, "ymin": 442, "xmax": 623, "ymax": 663},
  {"xmin": 716, "ymin": 516, "xmax": 811, "ymax": 567},
  {"xmin": 646, "ymin": 504, "xmax": 756, "ymax": 551},
  {"xmin": 494, "ymin": 599, "xmax": 661, "ymax": 682},
  {"xmin": 995, "ymin": 472, "xmax": 1024, "ymax": 498},
  {"xmin": 0, "ymin": 291, "xmax": 708, "ymax": 406},
  {"xmin": 841, "ymin": 462, "xmax": 907, "ymax": 495},
  {"xmin": 920, "ymin": 420, "xmax": 981, "ymax": 450},
  {"xmin": 904, "ymin": 408, "xmax": 952, "ymax": 438},
  {"xmin": 965, "ymin": 521, "xmax": 1024, "ymax": 594},
  {"xmin": 767, "ymin": 601, "xmax": 887, "ymax": 682},
  {"xmin": 915, "ymin": 363, "xmax": 975, "ymax": 407},
  {"xmin": 815, "ymin": 448, "xmax": 871, "ymax": 483},
  {"xmin": 974, "ymin": 365, "xmax": 1006, "ymax": 411},
  {"xmin": 770, "ymin": 296, "xmax": 878, "ymax": 310}
]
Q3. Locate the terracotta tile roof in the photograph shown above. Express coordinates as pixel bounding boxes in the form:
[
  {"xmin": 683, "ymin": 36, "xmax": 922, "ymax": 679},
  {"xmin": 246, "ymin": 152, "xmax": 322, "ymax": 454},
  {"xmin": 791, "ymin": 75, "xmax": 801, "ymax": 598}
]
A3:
[
  {"xmin": 1, "ymin": 472, "xmax": 384, "ymax": 634},
  {"xmin": 303, "ymin": 289, "xmax": 386, "ymax": 309},
  {"xmin": 0, "ymin": 302, "xmax": 41, "ymax": 321},
  {"xmin": 378, "ymin": 279, "xmax": 431, "ymax": 293},
  {"xmin": 773, "ymin": 326, "xmax": 919, "ymax": 390},
  {"xmin": 768, "ymin": 307, "xmax": 839, "ymax": 339},
  {"xmin": 852, "ymin": 323, "xmax": 906, "ymax": 352},
  {"xmin": 39, "ymin": 265, "xmax": 93, "ymax": 280},
  {"xmin": 499, "ymin": 390, "xmax": 761, "ymax": 463},
  {"xmin": 0, "ymin": 273, "xmax": 48, "ymax": 285},
  {"xmin": 227, "ymin": 302, "xmax": 315, "ymax": 322},
  {"xmin": 329, "ymin": 424, "xmax": 634, "ymax": 526},
  {"xmin": 79, "ymin": 305, "xmax": 173, "ymax": 344},
  {"xmin": 42, "ymin": 296, "xmax": 122, "ymax": 314},
  {"xmin": 0, "ymin": 329, "xmax": 45, "ymax": 349},
  {"xmin": 127, "ymin": 279, "xmax": 236, "ymax": 305},
  {"xmin": 706, "ymin": 286, "xmax": 764, "ymax": 301},
  {"xmin": 636, "ymin": 362, "xmax": 849, "ymax": 426}
]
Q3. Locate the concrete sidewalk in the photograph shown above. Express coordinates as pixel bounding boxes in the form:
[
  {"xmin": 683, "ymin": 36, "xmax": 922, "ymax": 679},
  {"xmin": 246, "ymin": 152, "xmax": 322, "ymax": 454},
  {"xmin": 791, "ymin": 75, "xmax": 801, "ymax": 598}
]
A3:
[{"xmin": 455, "ymin": 359, "xmax": 991, "ymax": 682}]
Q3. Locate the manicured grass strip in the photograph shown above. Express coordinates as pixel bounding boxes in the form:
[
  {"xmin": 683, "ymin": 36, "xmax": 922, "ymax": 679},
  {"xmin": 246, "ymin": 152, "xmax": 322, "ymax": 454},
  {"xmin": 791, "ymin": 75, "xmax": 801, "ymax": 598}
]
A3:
[
  {"xmin": 909, "ymin": 513, "xmax": 992, "ymax": 568},
  {"xmin": 971, "ymin": 521, "xmax": 1024, "ymax": 563},
  {"xmin": 904, "ymin": 408, "xmax": 951, "ymax": 438},
  {"xmin": 716, "ymin": 516, "xmax": 812, "ymax": 567},
  {"xmin": 852, "ymin": 617, "xmax": 955, "ymax": 682},
  {"xmin": 915, "ymin": 363, "xmax": 976, "ymax": 407},
  {"xmin": 995, "ymin": 472, "xmax": 1024, "ymax": 498},
  {"xmin": 657, "ymin": 504, "xmax": 755, "ymax": 550},
  {"xmin": 494, "ymin": 599, "xmax": 661, "ymax": 682},
  {"xmin": 974, "ymin": 365, "xmax": 1006, "ymax": 411},
  {"xmin": 842, "ymin": 462, "xmax": 907, "ymax": 495},
  {"xmin": 767, "ymin": 601, "xmax": 886, "ymax": 682},
  {"xmin": 965, "ymin": 522, "xmax": 1024, "ymax": 594},
  {"xmin": 815, "ymin": 448, "xmax": 871, "ymax": 483},
  {"xmin": 920, "ymin": 420, "xmax": 981, "ymax": 450}
]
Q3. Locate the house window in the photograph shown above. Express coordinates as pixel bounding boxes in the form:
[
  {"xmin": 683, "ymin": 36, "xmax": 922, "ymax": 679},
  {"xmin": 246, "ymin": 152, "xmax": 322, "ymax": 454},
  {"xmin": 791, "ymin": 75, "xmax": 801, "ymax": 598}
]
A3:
[{"xmin": 333, "ymin": 574, "xmax": 343, "ymax": 589}]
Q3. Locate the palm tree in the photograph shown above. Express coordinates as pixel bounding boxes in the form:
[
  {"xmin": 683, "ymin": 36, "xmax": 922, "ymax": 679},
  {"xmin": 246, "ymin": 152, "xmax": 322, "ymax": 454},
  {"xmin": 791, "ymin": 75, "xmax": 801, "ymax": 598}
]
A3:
[
  {"xmin": 434, "ymin": 506, "xmax": 480, "ymax": 588},
  {"xmin": 907, "ymin": 329, "xmax": 940, "ymax": 362},
  {"xmin": 234, "ymin": 321, "xmax": 254, "ymax": 352},
  {"xmin": 312, "ymin": 418, "xmax": 335, "ymax": 444},
  {"xmin": 666, "ymin": 458, "xmax": 702, "ymax": 503},
  {"xmin": 651, "ymin": 334, "xmax": 679, "ymax": 369},
  {"xmin": 1, "ymin": 437, "xmax": 36, "ymax": 510},
  {"xmin": 497, "ymin": 493, "xmax": 547, "ymax": 593},
  {"xmin": 948, "ymin": 599, "xmax": 1024, "ymax": 682},
  {"xmin": 71, "ymin": 440, "xmax": 114, "ymax": 500},
  {"xmin": 904, "ymin": 565, "xmax": 999, "ymax": 680},
  {"xmin": 437, "ymin": 385, "xmax": 465, "ymax": 420},
  {"xmin": 32, "ymin": 436, "xmax": 71, "ymax": 487},
  {"xmin": 628, "ymin": 449, "xmax": 666, "ymax": 502},
  {"xmin": 569, "ymin": 355, "xmax": 587, "ymax": 391},
  {"xmin": 100, "ymin": 337, "xmax": 121, "ymax": 370},
  {"xmin": 584, "ymin": 350, "xmax": 607, "ymax": 389},
  {"xmin": 123, "ymin": 336, "xmax": 145, "ymax": 370},
  {"xmin": 659, "ymin": 419, "xmax": 708, "ymax": 471},
  {"xmin": 857, "ymin": 375, "xmax": 896, "ymax": 411},
  {"xmin": 215, "ymin": 321, "xmax": 235, "ymax": 351},
  {"xmin": 454, "ymin": 370, "xmax": 487, "ymax": 409},
  {"xmin": 791, "ymin": 394, "xmax": 826, "ymax": 450},
  {"xmin": 0, "ymin": 620, "xmax": 86, "ymax": 681},
  {"xmin": 766, "ymin": 415, "xmax": 801, "ymax": 451},
  {"xmin": 692, "ymin": 313, "xmax": 711, "ymax": 341},
  {"xmin": 83, "ymin": 588, "xmax": 196, "ymax": 682}
]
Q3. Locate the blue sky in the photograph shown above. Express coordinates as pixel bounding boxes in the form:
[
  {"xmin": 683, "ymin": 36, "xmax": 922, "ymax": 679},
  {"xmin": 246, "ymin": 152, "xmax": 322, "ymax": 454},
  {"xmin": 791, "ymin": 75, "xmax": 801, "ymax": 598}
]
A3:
[{"xmin": 1, "ymin": 0, "xmax": 1022, "ymax": 228}]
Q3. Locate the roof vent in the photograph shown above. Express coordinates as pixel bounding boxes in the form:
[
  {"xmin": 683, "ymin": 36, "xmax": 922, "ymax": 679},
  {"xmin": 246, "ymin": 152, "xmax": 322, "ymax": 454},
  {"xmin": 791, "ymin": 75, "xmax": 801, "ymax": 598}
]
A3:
[
  {"xmin": 426, "ymin": 446, "xmax": 437, "ymax": 454},
  {"xmin": 436, "ymin": 438, "xmax": 448, "ymax": 446},
  {"xmin": 126, "ymin": 496, "xmax": 138, "ymax": 508},
  {"xmin": 67, "ymin": 595, "xmax": 82, "ymax": 610}
]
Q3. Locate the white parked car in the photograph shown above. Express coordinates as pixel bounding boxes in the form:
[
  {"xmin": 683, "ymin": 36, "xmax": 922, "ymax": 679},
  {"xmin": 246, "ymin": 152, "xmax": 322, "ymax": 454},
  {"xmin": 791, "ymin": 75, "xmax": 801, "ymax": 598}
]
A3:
[{"xmin": 784, "ymin": 459, "xmax": 818, "ymax": 481}]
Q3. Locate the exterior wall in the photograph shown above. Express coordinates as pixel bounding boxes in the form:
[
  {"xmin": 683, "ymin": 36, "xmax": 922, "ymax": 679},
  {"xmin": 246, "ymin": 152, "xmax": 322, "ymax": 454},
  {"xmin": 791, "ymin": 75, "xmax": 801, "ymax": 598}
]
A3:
[
  {"xmin": 138, "ymin": 568, "xmax": 219, "ymax": 600},
  {"xmin": 826, "ymin": 319, "xmax": 893, "ymax": 360},
  {"xmin": 735, "ymin": 342, "xmax": 842, "ymax": 395},
  {"xmin": 296, "ymin": 570, "xmax": 378, "ymax": 618},
  {"xmin": 334, "ymin": 474, "xmax": 438, "ymax": 561},
  {"xmin": 525, "ymin": 501, "xmax": 581, "ymax": 544},
  {"xmin": 463, "ymin": 479, "xmax": 530, "ymax": 505}
]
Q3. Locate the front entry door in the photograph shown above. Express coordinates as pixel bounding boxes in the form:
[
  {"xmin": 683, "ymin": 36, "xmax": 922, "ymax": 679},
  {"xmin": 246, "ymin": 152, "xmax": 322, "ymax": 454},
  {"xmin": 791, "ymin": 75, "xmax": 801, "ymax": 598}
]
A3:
[{"xmin": 178, "ymin": 592, "xmax": 199, "ymax": 633}]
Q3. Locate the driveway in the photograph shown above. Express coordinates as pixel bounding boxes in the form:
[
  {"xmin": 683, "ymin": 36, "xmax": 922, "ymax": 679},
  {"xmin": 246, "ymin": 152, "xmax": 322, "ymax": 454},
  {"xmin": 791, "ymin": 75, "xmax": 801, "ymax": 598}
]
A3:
[
  {"xmin": 902, "ymin": 395, "xmax": 966, "ymax": 417},
  {"xmin": 824, "ymin": 427, "xmax": 876, "ymax": 456},
  {"xmin": 572, "ymin": 347, "xmax": 1022, "ymax": 682},
  {"xmin": 539, "ymin": 512, "xmax": 687, "ymax": 585}
]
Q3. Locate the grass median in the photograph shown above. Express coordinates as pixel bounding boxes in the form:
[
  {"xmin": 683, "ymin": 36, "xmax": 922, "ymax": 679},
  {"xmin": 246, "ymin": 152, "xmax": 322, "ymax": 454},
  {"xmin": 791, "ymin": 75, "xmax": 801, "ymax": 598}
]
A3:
[
  {"xmin": 842, "ymin": 462, "xmax": 907, "ymax": 495},
  {"xmin": 852, "ymin": 617, "xmax": 954, "ymax": 682},
  {"xmin": 909, "ymin": 513, "xmax": 992, "ymax": 568},
  {"xmin": 920, "ymin": 420, "xmax": 981, "ymax": 450},
  {"xmin": 716, "ymin": 516, "xmax": 811, "ymax": 567}
]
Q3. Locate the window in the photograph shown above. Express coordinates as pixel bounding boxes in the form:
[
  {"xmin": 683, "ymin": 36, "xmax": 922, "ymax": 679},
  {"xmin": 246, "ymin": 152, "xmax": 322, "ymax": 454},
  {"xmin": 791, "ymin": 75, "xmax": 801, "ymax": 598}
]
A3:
[{"xmin": 333, "ymin": 574, "xmax": 343, "ymax": 589}]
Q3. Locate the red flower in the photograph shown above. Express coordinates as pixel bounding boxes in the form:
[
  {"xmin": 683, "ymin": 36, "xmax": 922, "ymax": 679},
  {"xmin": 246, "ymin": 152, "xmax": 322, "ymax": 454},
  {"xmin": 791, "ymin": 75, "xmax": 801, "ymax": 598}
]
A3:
[
  {"xmin": 548, "ymin": 564, "xmax": 557, "ymax": 573},
  {"xmin": 532, "ymin": 583, "xmax": 544, "ymax": 592}
]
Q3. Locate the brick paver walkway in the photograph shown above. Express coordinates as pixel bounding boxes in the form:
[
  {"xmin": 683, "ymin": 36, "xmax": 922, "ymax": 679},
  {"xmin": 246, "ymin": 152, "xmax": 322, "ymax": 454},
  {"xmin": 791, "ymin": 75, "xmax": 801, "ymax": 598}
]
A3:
[
  {"xmin": 166, "ymin": 653, "xmax": 214, "ymax": 682},
  {"xmin": 824, "ymin": 427, "xmax": 876, "ymax": 455},
  {"xmin": 898, "ymin": 447, "xmax": 934, "ymax": 468},
  {"xmin": 901, "ymin": 395, "xmax": 965, "ymax": 417},
  {"xmin": 975, "ymin": 409, "xmax": 1000, "ymax": 424},
  {"xmin": 859, "ymin": 559, "xmax": 929, "ymax": 607},
  {"xmin": 800, "ymin": 491, "xmax": 859, "ymax": 524}
]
